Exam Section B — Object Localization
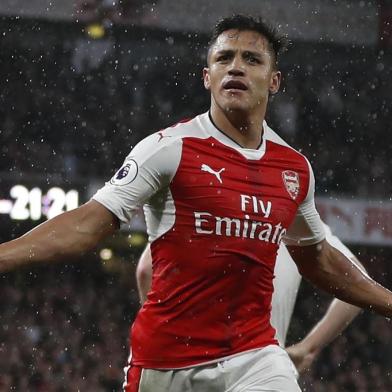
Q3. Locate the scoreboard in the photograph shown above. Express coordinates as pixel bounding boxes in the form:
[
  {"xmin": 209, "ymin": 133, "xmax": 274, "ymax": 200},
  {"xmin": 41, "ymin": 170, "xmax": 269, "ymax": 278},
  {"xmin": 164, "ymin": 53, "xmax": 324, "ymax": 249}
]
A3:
[
  {"xmin": 0, "ymin": 179, "xmax": 85, "ymax": 241},
  {"xmin": 0, "ymin": 184, "xmax": 79, "ymax": 221},
  {"xmin": 0, "ymin": 179, "xmax": 147, "ymax": 241},
  {"xmin": 0, "ymin": 179, "xmax": 147, "ymax": 255}
]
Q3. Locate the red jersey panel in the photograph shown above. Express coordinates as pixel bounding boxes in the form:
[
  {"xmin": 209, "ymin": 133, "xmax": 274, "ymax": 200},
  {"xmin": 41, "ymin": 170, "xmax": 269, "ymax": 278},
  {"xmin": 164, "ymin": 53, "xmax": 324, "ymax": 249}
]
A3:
[{"xmin": 131, "ymin": 139, "xmax": 309, "ymax": 368}]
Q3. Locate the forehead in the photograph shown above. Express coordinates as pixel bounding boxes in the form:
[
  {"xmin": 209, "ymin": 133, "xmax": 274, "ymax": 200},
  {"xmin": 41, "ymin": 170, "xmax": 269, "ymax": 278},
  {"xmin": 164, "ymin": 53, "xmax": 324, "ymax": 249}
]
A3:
[{"xmin": 211, "ymin": 29, "xmax": 271, "ymax": 54}]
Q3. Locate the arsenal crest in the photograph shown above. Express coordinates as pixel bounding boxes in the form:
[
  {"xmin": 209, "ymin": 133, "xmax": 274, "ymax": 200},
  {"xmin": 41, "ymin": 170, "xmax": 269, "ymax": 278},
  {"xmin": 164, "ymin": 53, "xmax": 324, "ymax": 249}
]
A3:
[{"xmin": 282, "ymin": 170, "xmax": 300, "ymax": 200}]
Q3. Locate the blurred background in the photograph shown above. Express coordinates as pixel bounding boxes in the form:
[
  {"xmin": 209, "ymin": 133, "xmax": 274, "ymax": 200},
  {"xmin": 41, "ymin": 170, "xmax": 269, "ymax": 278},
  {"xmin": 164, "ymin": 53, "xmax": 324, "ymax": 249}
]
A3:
[{"xmin": 1, "ymin": 0, "xmax": 392, "ymax": 390}]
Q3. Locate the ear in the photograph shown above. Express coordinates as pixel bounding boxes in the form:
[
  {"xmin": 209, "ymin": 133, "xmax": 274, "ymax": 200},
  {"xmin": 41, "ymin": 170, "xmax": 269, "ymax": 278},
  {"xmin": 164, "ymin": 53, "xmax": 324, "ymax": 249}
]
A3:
[
  {"xmin": 203, "ymin": 67, "xmax": 211, "ymax": 90},
  {"xmin": 269, "ymin": 70, "xmax": 281, "ymax": 95}
]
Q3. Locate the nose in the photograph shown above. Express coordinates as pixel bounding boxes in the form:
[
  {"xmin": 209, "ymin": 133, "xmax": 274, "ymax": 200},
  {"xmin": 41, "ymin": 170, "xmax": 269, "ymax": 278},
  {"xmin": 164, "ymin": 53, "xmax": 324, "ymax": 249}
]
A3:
[
  {"xmin": 228, "ymin": 56, "xmax": 245, "ymax": 76},
  {"xmin": 228, "ymin": 67, "xmax": 245, "ymax": 76}
]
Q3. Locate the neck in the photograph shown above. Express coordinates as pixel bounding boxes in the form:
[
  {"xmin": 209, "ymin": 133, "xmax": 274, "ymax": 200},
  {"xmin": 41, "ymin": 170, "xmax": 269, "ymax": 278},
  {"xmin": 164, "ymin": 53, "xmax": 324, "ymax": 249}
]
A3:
[{"xmin": 209, "ymin": 103, "xmax": 265, "ymax": 149}]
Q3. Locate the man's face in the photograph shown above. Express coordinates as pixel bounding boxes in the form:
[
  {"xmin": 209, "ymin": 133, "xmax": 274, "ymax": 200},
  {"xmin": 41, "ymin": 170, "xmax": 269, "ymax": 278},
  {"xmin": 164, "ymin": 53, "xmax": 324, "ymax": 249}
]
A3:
[{"xmin": 203, "ymin": 29, "xmax": 281, "ymax": 115}]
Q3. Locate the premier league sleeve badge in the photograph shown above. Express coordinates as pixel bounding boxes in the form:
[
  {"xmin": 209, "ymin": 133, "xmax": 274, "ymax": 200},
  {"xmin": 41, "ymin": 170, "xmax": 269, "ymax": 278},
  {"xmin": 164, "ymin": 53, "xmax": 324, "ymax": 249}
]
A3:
[{"xmin": 110, "ymin": 159, "xmax": 139, "ymax": 186}]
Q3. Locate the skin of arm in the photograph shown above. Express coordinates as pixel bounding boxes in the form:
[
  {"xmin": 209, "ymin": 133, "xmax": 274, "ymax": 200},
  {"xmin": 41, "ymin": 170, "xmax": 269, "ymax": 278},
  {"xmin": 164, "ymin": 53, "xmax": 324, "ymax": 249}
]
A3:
[
  {"xmin": 288, "ymin": 240, "xmax": 392, "ymax": 318},
  {"xmin": 0, "ymin": 200, "xmax": 119, "ymax": 272},
  {"xmin": 136, "ymin": 244, "xmax": 153, "ymax": 305},
  {"xmin": 286, "ymin": 255, "xmax": 366, "ymax": 373}
]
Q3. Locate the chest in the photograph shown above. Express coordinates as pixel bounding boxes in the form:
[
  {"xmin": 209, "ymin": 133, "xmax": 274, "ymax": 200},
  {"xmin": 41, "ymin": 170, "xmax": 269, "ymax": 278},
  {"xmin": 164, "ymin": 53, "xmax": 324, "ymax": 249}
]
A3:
[{"xmin": 170, "ymin": 138, "xmax": 309, "ymax": 229}]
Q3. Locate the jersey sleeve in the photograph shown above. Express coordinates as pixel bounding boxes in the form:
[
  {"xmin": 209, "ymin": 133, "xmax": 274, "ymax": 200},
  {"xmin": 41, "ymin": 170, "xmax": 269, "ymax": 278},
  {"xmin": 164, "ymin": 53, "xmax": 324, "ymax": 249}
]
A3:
[
  {"xmin": 92, "ymin": 133, "xmax": 182, "ymax": 223},
  {"xmin": 283, "ymin": 159, "xmax": 326, "ymax": 246}
]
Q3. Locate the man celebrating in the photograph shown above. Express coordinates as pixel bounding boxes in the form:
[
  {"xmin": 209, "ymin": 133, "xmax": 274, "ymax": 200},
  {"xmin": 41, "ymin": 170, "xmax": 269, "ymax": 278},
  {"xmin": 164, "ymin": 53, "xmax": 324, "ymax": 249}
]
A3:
[{"xmin": 1, "ymin": 15, "xmax": 391, "ymax": 391}]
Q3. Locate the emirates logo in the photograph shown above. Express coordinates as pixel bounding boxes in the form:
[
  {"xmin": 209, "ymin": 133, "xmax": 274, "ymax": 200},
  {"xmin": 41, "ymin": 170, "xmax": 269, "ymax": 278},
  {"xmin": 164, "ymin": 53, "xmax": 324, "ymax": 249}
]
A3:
[{"xmin": 282, "ymin": 170, "xmax": 300, "ymax": 200}]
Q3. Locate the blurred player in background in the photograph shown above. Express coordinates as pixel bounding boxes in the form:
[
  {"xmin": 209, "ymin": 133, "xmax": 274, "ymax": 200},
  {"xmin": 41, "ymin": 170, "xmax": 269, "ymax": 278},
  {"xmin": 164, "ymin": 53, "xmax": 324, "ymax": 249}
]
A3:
[
  {"xmin": 136, "ymin": 223, "xmax": 365, "ymax": 374},
  {"xmin": 1, "ymin": 14, "xmax": 392, "ymax": 392}
]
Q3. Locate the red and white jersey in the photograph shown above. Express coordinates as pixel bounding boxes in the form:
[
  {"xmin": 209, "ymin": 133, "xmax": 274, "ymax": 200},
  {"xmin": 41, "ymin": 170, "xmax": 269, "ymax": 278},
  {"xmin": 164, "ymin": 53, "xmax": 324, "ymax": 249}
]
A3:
[{"xmin": 93, "ymin": 112, "xmax": 325, "ymax": 369}]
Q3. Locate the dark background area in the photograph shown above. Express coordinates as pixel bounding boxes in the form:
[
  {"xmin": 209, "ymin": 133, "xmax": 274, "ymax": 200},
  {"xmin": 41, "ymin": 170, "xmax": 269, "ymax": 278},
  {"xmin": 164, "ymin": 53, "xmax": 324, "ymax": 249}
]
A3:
[{"xmin": 1, "ymin": 11, "xmax": 392, "ymax": 391}]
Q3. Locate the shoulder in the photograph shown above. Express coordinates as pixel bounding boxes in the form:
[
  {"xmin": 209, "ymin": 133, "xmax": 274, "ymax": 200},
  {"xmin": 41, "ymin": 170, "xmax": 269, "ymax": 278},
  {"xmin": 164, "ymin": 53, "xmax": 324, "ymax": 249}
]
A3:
[
  {"xmin": 129, "ymin": 113, "xmax": 211, "ymax": 160},
  {"xmin": 153, "ymin": 112, "xmax": 211, "ymax": 140},
  {"xmin": 263, "ymin": 122, "xmax": 314, "ymax": 204},
  {"xmin": 264, "ymin": 122, "xmax": 310, "ymax": 167}
]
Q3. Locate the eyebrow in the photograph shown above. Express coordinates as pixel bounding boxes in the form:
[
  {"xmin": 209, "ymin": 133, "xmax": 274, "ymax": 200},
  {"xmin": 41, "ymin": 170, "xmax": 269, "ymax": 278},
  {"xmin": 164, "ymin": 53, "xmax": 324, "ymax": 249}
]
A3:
[{"xmin": 214, "ymin": 49, "xmax": 264, "ymax": 59}]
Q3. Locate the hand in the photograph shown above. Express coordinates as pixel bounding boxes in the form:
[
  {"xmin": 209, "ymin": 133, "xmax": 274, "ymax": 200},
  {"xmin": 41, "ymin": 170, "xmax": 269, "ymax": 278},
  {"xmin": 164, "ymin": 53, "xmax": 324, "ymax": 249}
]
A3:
[{"xmin": 286, "ymin": 342, "xmax": 319, "ymax": 374}]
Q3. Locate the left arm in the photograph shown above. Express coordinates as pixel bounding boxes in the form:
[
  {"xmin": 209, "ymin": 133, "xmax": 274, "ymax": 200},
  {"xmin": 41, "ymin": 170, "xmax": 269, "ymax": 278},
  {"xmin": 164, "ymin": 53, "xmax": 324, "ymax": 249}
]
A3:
[
  {"xmin": 288, "ymin": 240, "xmax": 392, "ymax": 317},
  {"xmin": 286, "ymin": 232, "xmax": 366, "ymax": 373},
  {"xmin": 287, "ymin": 297, "xmax": 360, "ymax": 373}
]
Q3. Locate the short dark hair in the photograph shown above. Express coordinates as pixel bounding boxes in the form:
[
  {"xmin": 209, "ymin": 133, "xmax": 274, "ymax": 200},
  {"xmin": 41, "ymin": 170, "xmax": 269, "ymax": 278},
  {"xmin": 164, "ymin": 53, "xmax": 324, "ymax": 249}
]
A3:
[{"xmin": 208, "ymin": 14, "xmax": 287, "ymax": 67}]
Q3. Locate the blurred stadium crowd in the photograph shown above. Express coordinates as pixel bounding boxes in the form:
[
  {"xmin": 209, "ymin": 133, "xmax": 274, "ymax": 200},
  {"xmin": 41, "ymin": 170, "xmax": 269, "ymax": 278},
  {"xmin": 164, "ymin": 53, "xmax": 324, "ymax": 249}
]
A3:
[
  {"xmin": 0, "ymin": 264, "xmax": 138, "ymax": 391},
  {"xmin": 1, "ymin": 18, "xmax": 391, "ymax": 197},
  {"xmin": 1, "ymin": 14, "xmax": 392, "ymax": 391},
  {"xmin": 1, "ymin": 252, "xmax": 392, "ymax": 391}
]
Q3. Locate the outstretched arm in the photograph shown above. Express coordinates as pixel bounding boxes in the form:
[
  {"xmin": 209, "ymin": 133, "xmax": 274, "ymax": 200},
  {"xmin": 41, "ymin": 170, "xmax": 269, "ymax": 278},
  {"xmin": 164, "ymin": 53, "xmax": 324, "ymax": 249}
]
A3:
[
  {"xmin": 1, "ymin": 130, "xmax": 181, "ymax": 274},
  {"xmin": 0, "ymin": 200, "xmax": 118, "ymax": 272},
  {"xmin": 136, "ymin": 244, "xmax": 153, "ymax": 305},
  {"xmin": 288, "ymin": 240, "xmax": 392, "ymax": 317}
]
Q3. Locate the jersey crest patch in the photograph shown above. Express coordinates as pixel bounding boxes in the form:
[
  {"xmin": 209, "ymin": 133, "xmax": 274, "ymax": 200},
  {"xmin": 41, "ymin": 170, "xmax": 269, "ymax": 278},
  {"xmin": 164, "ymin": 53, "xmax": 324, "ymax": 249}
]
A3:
[
  {"xmin": 110, "ymin": 159, "xmax": 138, "ymax": 186},
  {"xmin": 282, "ymin": 170, "xmax": 300, "ymax": 200}
]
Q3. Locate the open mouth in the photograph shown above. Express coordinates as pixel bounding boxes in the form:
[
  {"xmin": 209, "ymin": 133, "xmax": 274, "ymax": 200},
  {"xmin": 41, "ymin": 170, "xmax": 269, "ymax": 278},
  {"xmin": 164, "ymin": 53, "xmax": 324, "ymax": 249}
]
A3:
[{"xmin": 223, "ymin": 80, "xmax": 248, "ymax": 91}]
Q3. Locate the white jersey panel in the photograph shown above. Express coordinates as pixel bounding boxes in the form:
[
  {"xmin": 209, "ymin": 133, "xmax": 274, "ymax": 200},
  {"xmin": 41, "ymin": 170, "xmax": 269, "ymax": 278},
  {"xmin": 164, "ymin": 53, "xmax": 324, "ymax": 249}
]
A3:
[
  {"xmin": 270, "ymin": 244, "xmax": 301, "ymax": 347},
  {"xmin": 271, "ymin": 222, "xmax": 357, "ymax": 347},
  {"xmin": 143, "ymin": 187, "xmax": 176, "ymax": 242},
  {"xmin": 323, "ymin": 224, "xmax": 356, "ymax": 261},
  {"xmin": 324, "ymin": 224, "xmax": 366, "ymax": 275}
]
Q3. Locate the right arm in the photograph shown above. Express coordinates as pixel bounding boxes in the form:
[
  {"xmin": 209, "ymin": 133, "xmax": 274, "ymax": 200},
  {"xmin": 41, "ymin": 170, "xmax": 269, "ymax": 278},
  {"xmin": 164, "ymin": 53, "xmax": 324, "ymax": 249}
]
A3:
[
  {"xmin": 0, "ymin": 200, "xmax": 118, "ymax": 272},
  {"xmin": 1, "ymin": 131, "xmax": 180, "ymax": 273}
]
